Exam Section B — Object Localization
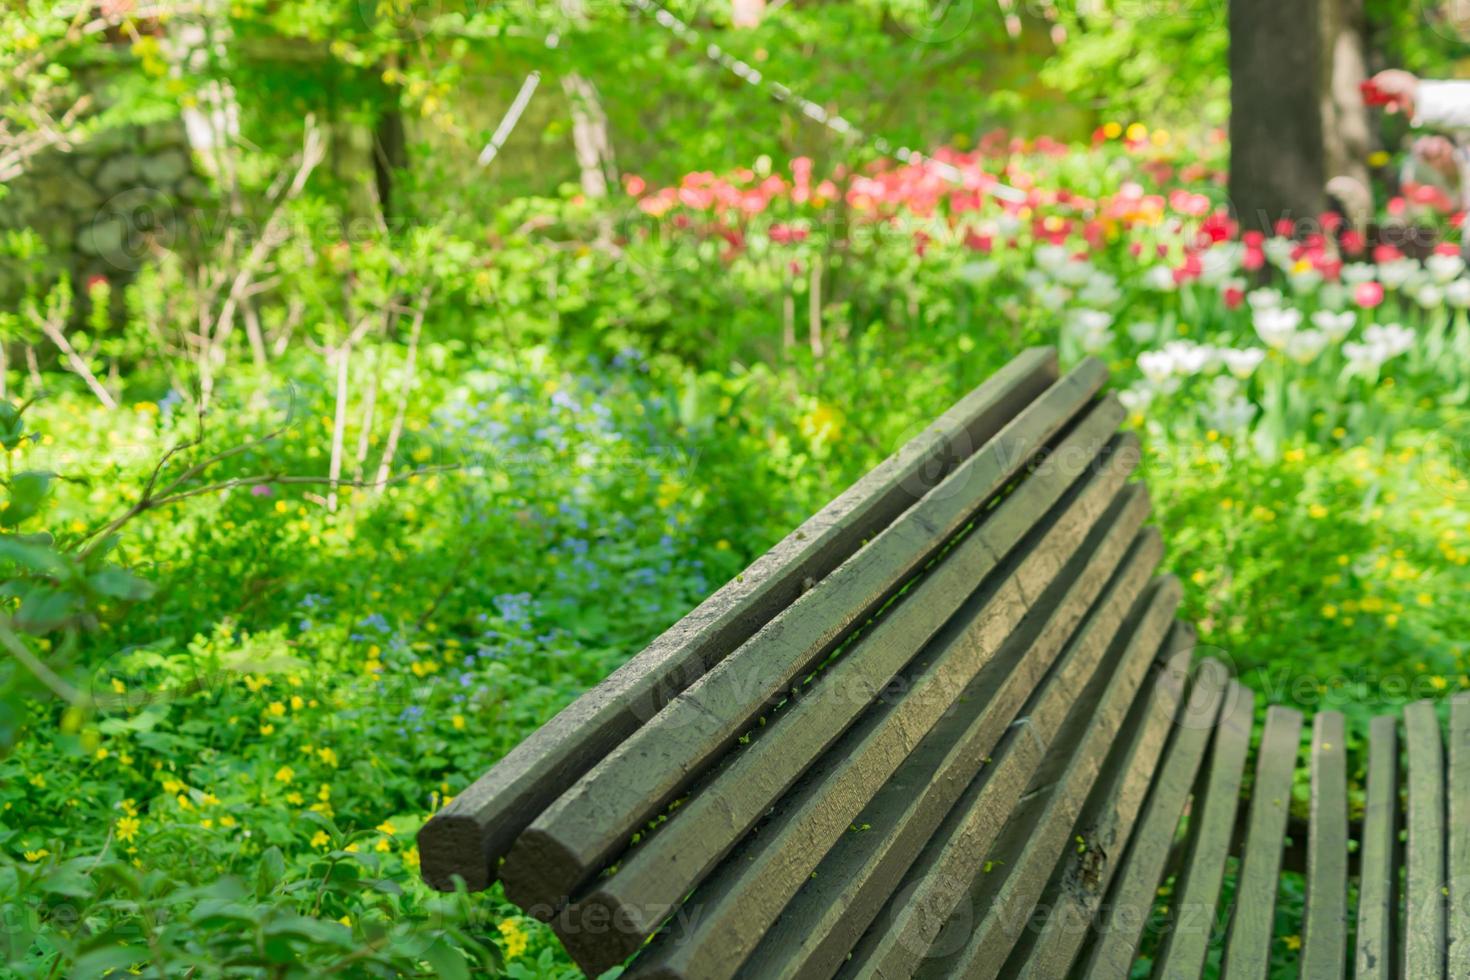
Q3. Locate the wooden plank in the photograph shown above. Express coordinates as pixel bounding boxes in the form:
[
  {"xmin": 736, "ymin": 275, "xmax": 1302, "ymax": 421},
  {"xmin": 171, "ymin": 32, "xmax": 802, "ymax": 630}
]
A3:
[
  {"xmin": 834, "ymin": 530, "xmax": 1166, "ymax": 980},
  {"xmin": 598, "ymin": 439, "xmax": 1144, "ymax": 977},
  {"xmin": 997, "ymin": 637, "xmax": 1197, "ymax": 980},
  {"xmin": 1300, "ymin": 711, "xmax": 1347, "ymax": 979},
  {"xmin": 736, "ymin": 487, "xmax": 1155, "ymax": 980},
  {"xmin": 502, "ymin": 368, "xmax": 1117, "ymax": 911},
  {"xmin": 1146, "ymin": 670, "xmax": 1255, "ymax": 979},
  {"xmin": 416, "ymin": 348, "xmax": 1062, "ymax": 891},
  {"xmin": 1449, "ymin": 693, "xmax": 1470, "ymax": 977},
  {"xmin": 1354, "ymin": 713, "xmax": 1398, "ymax": 980},
  {"xmin": 1216, "ymin": 705, "xmax": 1302, "ymax": 979},
  {"xmin": 1404, "ymin": 700, "xmax": 1447, "ymax": 979},
  {"xmin": 1077, "ymin": 671, "xmax": 1242, "ymax": 978},
  {"xmin": 909, "ymin": 582, "xmax": 1183, "ymax": 979}
]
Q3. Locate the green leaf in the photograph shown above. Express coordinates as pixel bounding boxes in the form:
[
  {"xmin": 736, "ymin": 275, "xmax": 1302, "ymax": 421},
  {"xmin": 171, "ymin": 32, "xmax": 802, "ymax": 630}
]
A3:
[
  {"xmin": 0, "ymin": 535, "xmax": 69, "ymax": 577},
  {"xmin": 255, "ymin": 845, "xmax": 286, "ymax": 899},
  {"xmin": 87, "ymin": 566, "xmax": 157, "ymax": 602},
  {"xmin": 0, "ymin": 403, "xmax": 23, "ymax": 450},
  {"xmin": 68, "ymin": 944, "xmax": 146, "ymax": 977},
  {"xmin": 0, "ymin": 472, "xmax": 52, "ymax": 528},
  {"xmin": 12, "ymin": 584, "xmax": 81, "ymax": 633},
  {"xmin": 424, "ymin": 938, "xmax": 472, "ymax": 980}
]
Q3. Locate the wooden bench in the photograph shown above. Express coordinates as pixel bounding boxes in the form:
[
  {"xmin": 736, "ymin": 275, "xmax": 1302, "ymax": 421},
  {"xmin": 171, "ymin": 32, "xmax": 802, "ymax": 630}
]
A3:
[{"xmin": 419, "ymin": 348, "xmax": 1465, "ymax": 978}]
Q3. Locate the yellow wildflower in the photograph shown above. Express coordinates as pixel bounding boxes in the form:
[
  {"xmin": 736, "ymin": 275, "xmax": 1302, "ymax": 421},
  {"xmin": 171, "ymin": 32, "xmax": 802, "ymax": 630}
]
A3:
[{"xmin": 499, "ymin": 918, "xmax": 530, "ymax": 959}]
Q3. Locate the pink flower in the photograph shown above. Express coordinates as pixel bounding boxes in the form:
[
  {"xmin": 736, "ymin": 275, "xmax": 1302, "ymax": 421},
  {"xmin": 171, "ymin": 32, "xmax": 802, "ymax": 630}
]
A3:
[
  {"xmin": 963, "ymin": 229, "xmax": 993, "ymax": 253},
  {"xmin": 1354, "ymin": 281, "xmax": 1385, "ymax": 309},
  {"xmin": 1172, "ymin": 253, "xmax": 1203, "ymax": 285},
  {"xmin": 1372, "ymin": 243, "xmax": 1403, "ymax": 264},
  {"xmin": 623, "ymin": 175, "xmax": 646, "ymax": 196}
]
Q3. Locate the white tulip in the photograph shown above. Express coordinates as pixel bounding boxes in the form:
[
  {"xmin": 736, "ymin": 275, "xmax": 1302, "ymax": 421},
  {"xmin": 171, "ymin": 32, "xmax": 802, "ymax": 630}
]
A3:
[
  {"xmin": 1286, "ymin": 328, "xmax": 1330, "ymax": 364},
  {"xmin": 1427, "ymin": 252, "xmax": 1466, "ymax": 283},
  {"xmin": 1055, "ymin": 259, "xmax": 1095, "ymax": 287},
  {"xmin": 1379, "ymin": 258, "xmax": 1419, "ymax": 289},
  {"xmin": 1206, "ymin": 395, "xmax": 1257, "ymax": 434},
  {"xmin": 1162, "ymin": 340, "xmax": 1213, "ymax": 376},
  {"xmin": 1034, "ymin": 244, "xmax": 1070, "ymax": 272},
  {"xmin": 1447, "ymin": 279, "xmax": 1470, "ymax": 309},
  {"xmin": 1253, "ymin": 307, "xmax": 1302, "ymax": 349},
  {"xmin": 1341, "ymin": 263, "xmax": 1377, "ymax": 284},
  {"xmin": 1246, "ymin": 287, "xmax": 1283, "ymax": 311},
  {"xmin": 1310, "ymin": 309, "xmax": 1356, "ymax": 342},
  {"xmin": 1137, "ymin": 350, "xmax": 1175, "ymax": 383},
  {"xmin": 1264, "ymin": 237, "xmax": 1295, "ymax": 268},
  {"xmin": 1364, "ymin": 322, "xmax": 1414, "ymax": 358},
  {"xmin": 1342, "ymin": 341, "xmax": 1382, "ymax": 372},
  {"xmin": 1118, "ymin": 387, "xmax": 1153, "ymax": 413},
  {"xmin": 1221, "ymin": 347, "xmax": 1266, "ymax": 379},
  {"xmin": 1142, "ymin": 265, "xmax": 1177, "ymax": 292}
]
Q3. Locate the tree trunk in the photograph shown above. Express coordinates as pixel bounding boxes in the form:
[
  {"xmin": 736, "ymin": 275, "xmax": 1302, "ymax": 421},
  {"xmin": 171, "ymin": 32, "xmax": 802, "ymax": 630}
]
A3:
[
  {"xmin": 559, "ymin": 0, "xmax": 616, "ymax": 199},
  {"xmin": 1321, "ymin": 0, "xmax": 1371, "ymax": 194},
  {"xmin": 562, "ymin": 72, "xmax": 616, "ymax": 198},
  {"xmin": 373, "ymin": 93, "xmax": 408, "ymax": 219},
  {"xmin": 1229, "ymin": 0, "xmax": 1329, "ymax": 232}
]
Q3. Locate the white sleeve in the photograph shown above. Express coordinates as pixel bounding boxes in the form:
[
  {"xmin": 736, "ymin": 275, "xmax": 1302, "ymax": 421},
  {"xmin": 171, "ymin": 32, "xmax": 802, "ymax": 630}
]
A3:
[{"xmin": 1415, "ymin": 80, "xmax": 1470, "ymax": 130}]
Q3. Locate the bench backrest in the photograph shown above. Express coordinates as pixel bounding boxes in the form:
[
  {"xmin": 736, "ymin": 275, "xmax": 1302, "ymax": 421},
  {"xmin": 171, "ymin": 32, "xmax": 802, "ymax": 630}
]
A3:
[{"xmin": 418, "ymin": 348, "xmax": 1207, "ymax": 977}]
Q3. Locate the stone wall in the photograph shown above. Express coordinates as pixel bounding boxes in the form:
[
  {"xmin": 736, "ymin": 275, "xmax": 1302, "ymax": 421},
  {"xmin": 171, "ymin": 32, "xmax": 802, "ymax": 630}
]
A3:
[{"xmin": 0, "ymin": 117, "xmax": 205, "ymax": 307}]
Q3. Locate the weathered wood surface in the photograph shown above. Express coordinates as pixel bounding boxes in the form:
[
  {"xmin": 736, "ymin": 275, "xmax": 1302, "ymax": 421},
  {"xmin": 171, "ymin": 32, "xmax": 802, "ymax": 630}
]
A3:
[
  {"xmin": 1449, "ymin": 692, "xmax": 1470, "ymax": 977},
  {"xmin": 1076, "ymin": 668, "xmax": 1236, "ymax": 978},
  {"xmin": 612, "ymin": 438, "xmax": 1144, "ymax": 978},
  {"xmin": 1000, "ymin": 641, "xmax": 1204, "ymax": 980},
  {"xmin": 834, "ymin": 533, "xmax": 1166, "ymax": 979},
  {"xmin": 418, "ymin": 348, "xmax": 1061, "ymax": 891},
  {"xmin": 1405, "ymin": 700, "xmax": 1447, "ymax": 979},
  {"xmin": 1300, "ymin": 710, "xmax": 1347, "ymax": 980},
  {"xmin": 1354, "ymin": 713, "xmax": 1397, "ymax": 980},
  {"xmin": 1219, "ymin": 705, "xmax": 1301, "ymax": 980},
  {"xmin": 1149, "ymin": 674, "xmax": 1255, "ymax": 979},
  {"xmin": 911, "ymin": 586, "xmax": 1183, "ymax": 979},
  {"xmin": 502, "ymin": 365, "xmax": 1114, "ymax": 911},
  {"xmin": 738, "ymin": 485, "xmax": 1153, "ymax": 980}
]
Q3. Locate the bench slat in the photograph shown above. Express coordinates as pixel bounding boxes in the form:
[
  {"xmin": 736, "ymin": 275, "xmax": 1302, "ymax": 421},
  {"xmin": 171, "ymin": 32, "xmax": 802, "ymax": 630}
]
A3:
[
  {"xmin": 502, "ymin": 365, "xmax": 1115, "ymax": 911},
  {"xmin": 999, "ymin": 641, "xmax": 1208, "ymax": 979},
  {"xmin": 1077, "ymin": 673, "xmax": 1243, "ymax": 977},
  {"xmin": 417, "ymin": 347, "xmax": 1061, "ymax": 891},
  {"xmin": 1149, "ymin": 673, "xmax": 1255, "ymax": 979},
  {"xmin": 1218, "ymin": 705, "xmax": 1302, "ymax": 979},
  {"xmin": 1449, "ymin": 692, "xmax": 1470, "ymax": 976},
  {"xmin": 1354, "ymin": 713, "xmax": 1398, "ymax": 980},
  {"xmin": 834, "ymin": 529, "xmax": 1165, "ymax": 978},
  {"xmin": 1405, "ymin": 700, "xmax": 1447, "ymax": 979},
  {"xmin": 911, "ymin": 584, "xmax": 1183, "ymax": 979},
  {"xmin": 737, "ymin": 486, "xmax": 1155, "ymax": 980},
  {"xmin": 610, "ymin": 442, "xmax": 1144, "ymax": 978},
  {"xmin": 1300, "ymin": 710, "xmax": 1348, "ymax": 979}
]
